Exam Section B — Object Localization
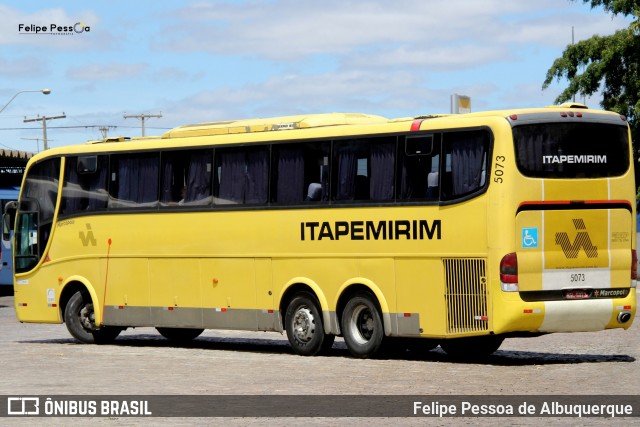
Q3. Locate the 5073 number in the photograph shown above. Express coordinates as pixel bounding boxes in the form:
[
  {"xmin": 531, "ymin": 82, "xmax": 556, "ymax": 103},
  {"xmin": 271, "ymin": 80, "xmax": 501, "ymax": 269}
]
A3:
[
  {"xmin": 494, "ymin": 156, "xmax": 505, "ymax": 183},
  {"xmin": 570, "ymin": 273, "xmax": 586, "ymax": 283}
]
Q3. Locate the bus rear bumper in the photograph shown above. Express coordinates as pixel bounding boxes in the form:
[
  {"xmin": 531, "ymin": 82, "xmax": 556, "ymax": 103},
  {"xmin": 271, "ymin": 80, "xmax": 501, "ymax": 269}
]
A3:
[
  {"xmin": 494, "ymin": 288, "xmax": 636, "ymax": 334},
  {"xmin": 538, "ymin": 298, "xmax": 634, "ymax": 332}
]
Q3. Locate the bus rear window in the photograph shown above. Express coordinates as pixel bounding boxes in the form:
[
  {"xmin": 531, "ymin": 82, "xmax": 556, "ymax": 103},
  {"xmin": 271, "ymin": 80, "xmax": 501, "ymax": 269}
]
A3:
[{"xmin": 513, "ymin": 122, "xmax": 629, "ymax": 178}]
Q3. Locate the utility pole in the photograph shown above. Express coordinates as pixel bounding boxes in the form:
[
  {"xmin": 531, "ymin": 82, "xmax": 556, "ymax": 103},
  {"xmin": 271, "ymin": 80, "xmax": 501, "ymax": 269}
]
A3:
[
  {"xmin": 123, "ymin": 112, "xmax": 162, "ymax": 137},
  {"xmin": 20, "ymin": 137, "xmax": 51, "ymax": 153},
  {"xmin": 98, "ymin": 126, "xmax": 117, "ymax": 139},
  {"xmin": 23, "ymin": 113, "xmax": 66, "ymax": 150}
]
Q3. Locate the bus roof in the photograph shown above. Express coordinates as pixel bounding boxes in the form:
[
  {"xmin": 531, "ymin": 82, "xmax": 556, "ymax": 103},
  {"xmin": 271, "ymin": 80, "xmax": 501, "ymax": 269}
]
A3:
[
  {"xmin": 161, "ymin": 112, "xmax": 391, "ymax": 139},
  {"xmin": 33, "ymin": 104, "xmax": 628, "ymax": 162},
  {"xmin": 160, "ymin": 104, "xmax": 624, "ymax": 139}
]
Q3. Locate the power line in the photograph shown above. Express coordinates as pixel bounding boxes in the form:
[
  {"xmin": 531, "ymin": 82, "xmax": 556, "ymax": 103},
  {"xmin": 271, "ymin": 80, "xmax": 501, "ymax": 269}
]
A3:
[
  {"xmin": 23, "ymin": 114, "xmax": 66, "ymax": 150},
  {"xmin": 123, "ymin": 112, "xmax": 163, "ymax": 137},
  {"xmin": 20, "ymin": 137, "xmax": 52, "ymax": 153},
  {"xmin": 0, "ymin": 125, "xmax": 172, "ymax": 131},
  {"xmin": 97, "ymin": 126, "xmax": 117, "ymax": 139}
]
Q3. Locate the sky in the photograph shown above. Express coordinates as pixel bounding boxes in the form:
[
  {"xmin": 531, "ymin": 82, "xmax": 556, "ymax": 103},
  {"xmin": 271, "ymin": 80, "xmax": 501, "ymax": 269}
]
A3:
[{"xmin": 0, "ymin": 0, "xmax": 633, "ymax": 152}]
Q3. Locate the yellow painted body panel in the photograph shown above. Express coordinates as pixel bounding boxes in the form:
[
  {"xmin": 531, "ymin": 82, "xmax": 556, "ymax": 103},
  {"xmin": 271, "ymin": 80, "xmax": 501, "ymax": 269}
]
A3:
[
  {"xmin": 150, "ymin": 259, "xmax": 202, "ymax": 308},
  {"xmin": 516, "ymin": 209, "xmax": 632, "ymax": 291}
]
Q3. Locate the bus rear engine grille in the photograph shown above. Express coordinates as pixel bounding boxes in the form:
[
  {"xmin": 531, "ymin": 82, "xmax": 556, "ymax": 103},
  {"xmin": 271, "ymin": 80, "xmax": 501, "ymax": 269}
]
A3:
[{"xmin": 443, "ymin": 258, "xmax": 488, "ymax": 334}]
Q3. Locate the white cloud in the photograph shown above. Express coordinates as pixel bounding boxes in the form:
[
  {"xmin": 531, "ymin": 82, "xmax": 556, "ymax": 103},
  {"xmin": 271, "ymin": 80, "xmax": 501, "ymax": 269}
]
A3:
[
  {"xmin": 161, "ymin": 68, "xmax": 450, "ymax": 126},
  {"xmin": 156, "ymin": 1, "xmax": 626, "ymax": 58},
  {"xmin": 346, "ymin": 44, "xmax": 510, "ymax": 70},
  {"xmin": 152, "ymin": 67, "xmax": 205, "ymax": 82},
  {"xmin": 66, "ymin": 63, "xmax": 148, "ymax": 81},
  {"xmin": 0, "ymin": 56, "xmax": 49, "ymax": 78}
]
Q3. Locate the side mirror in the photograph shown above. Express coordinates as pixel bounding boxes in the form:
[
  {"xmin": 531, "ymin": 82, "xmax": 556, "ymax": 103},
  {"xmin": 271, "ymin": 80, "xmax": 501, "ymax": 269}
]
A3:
[{"xmin": 3, "ymin": 201, "xmax": 17, "ymax": 241}]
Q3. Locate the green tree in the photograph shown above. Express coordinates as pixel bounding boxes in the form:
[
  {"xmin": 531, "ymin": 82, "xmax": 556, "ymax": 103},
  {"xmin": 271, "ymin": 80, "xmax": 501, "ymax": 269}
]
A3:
[{"xmin": 543, "ymin": 0, "xmax": 640, "ymax": 154}]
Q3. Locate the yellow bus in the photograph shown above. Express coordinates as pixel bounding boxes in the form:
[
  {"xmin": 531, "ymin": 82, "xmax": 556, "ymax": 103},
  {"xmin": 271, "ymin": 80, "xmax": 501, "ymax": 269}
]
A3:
[{"xmin": 7, "ymin": 104, "xmax": 637, "ymax": 358}]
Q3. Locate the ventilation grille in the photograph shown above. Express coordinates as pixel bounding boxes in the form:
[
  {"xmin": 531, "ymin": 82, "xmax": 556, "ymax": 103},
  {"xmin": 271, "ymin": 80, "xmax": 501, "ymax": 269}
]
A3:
[{"xmin": 443, "ymin": 258, "xmax": 488, "ymax": 334}]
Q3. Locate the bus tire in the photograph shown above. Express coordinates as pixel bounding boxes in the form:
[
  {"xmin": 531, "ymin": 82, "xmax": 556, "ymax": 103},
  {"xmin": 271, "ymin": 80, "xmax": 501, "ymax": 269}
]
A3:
[
  {"xmin": 93, "ymin": 326, "xmax": 123, "ymax": 344},
  {"xmin": 440, "ymin": 336, "xmax": 504, "ymax": 358},
  {"xmin": 156, "ymin": 327, "xmax": 204, "ymax": 342},
  {"xmin": 341, "ymin": 292, "xmax": 384, "ymax": 358},
  {"xmin": 64, "ymin": 291, "xmax": 122, "ymax": 344},
  {"xmin": 285, "ymin": 292, "xmax": 333, "ymax": 356}
]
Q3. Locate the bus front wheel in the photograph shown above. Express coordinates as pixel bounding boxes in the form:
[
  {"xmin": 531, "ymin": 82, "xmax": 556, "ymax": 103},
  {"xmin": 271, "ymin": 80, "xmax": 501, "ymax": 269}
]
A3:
[
  {"xmin": 341, "ymin": 292, "xmax": 384, "ymax": 358},
  {"xmin": 64, "ymin": 291, "xmax": 122, "ymax": 344},
  {"xmin": 285, "ymin": 292, "xmax": 334, "ymax": 356}
]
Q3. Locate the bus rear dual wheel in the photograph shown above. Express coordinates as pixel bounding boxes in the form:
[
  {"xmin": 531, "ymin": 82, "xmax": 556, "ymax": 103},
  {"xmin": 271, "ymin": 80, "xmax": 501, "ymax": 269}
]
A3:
[
  {"xmin": 64, "ymin": 291, "xmax": 123, "ymax": 344},
  {"xmin": 285, "ymin": 290, "xmax": 387, "ymax": 358},
  {"xmin": 341, "ymin": 292, "xmax": 385, "ymax": 358},
  {"xmin": 285, "ymin": 292, "xmax": 335, "ymax": 356},
  {"xmin": 287, "ymin": 290, "xmax": 435, "ymax": 359}
]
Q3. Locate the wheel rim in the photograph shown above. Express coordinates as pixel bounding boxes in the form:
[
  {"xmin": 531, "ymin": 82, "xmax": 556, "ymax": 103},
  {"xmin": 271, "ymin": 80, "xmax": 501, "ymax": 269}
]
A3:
[
  {"xmin": 79, "ymin": 303, "xmax": 96, "ymax": 332},
  {"xmin": 349, "ymin": 305, "xmax": 375, "ymax": 345},
  {"xmin": 292, "ymin": 306, "xmax": 315, "ymax": 343}
]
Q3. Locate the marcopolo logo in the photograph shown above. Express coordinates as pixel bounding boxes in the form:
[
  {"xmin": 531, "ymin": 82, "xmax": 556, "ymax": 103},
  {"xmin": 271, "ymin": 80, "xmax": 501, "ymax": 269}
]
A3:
[
  {"xmin": 79, "ymin": 223, "xmax": 97, "ymax": 247},
  {"xmin": 18, "ymin": 22, "xmax": 90, "ymax": 35},
  {"xmin": 555, "ymin": 218, "xmax": 598, "ymax": 259}
]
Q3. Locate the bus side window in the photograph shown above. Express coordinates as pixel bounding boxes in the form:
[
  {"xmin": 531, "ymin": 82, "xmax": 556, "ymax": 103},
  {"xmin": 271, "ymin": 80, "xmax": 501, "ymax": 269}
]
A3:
[
  {"xmin": 333, "ymin": 141, "xmax": 362, "ymax": 201},
  {"xmin": 271, "ymin": 141, "xmax": 330, "ymax": 205},
  {"xmin": 440, "ymin": 130, "xmax": 490, "ymax": 201},
  {"xmin": 61, "ymin": 156, "xmax": 109, "ymax": 215},
  {"xmin": 398, "ymin": 135, "xmax": 441, "ymax": 202},
  {"xmin": 273, "ymin": 145, "xmax": 305, "ymax": 204},
  {"xmin": 160, "ymin": 149, "xmax": 212, "ymax": 207},
  {"xmin": 109, "ymin": 153, "xmax": 160, "ymax": 209},
  {"xmin": 214, "ymin": 146, "xmax": 269, "ymax": 205},
  {"xmin": 333, "ymin": 137, "xmax": 395, "ymax": 202}
]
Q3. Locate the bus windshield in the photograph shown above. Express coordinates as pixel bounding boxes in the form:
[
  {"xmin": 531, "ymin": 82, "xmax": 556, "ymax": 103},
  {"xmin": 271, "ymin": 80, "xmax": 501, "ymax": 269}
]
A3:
[
  {"xmin": 513, "ymin": 122, "xmax": 629, "ymax": 178},
  {"xmin": 14, "ymin": 158, "xmax": 60, "ymax": 273}
]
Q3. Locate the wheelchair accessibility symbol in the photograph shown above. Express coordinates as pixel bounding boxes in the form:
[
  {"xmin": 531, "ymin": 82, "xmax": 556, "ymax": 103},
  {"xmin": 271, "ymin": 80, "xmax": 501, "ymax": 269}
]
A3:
[{"xmin": 522, "ymin": 228, "xmax": 538, "ymax": 248}]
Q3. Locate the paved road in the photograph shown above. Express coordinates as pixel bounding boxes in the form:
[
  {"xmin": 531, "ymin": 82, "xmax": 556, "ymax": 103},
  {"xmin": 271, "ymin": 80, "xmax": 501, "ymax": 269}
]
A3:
[{"xmin": 0, "ymin": 294, "xmax": 637, "ymax": 426}]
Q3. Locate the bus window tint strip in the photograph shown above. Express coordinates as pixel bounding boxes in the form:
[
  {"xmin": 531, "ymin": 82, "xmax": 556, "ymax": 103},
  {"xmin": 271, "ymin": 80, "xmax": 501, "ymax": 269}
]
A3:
[{"xmin": 58, "ymin": 128, "xmax": 491, "ymax": 217}]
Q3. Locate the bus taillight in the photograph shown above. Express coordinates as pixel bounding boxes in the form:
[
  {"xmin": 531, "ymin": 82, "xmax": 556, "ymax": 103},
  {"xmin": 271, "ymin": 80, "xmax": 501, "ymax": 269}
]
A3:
[
  {"xmin": 500, "ymin": 252, "xmax": 518, "ymax": 292},
  {"xmin": 632, "ymin": 249, "xmax": 637, "ymax": 286}
]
